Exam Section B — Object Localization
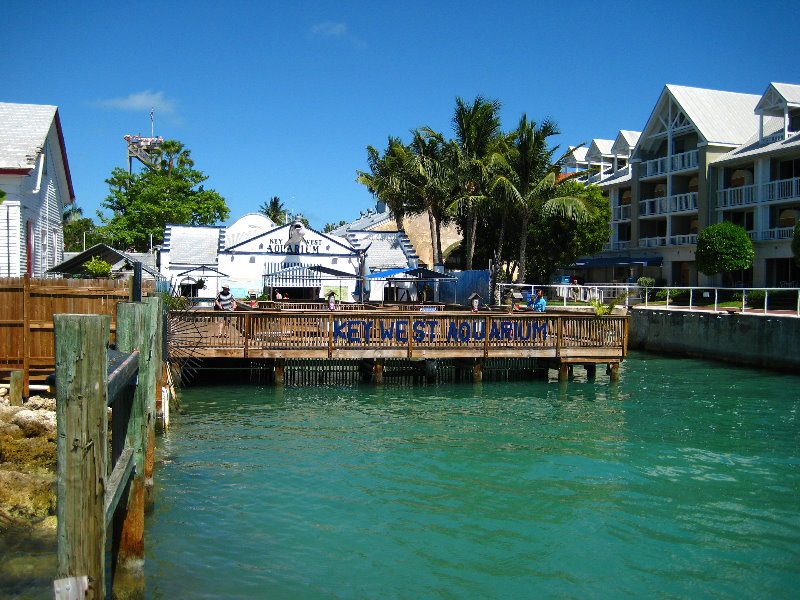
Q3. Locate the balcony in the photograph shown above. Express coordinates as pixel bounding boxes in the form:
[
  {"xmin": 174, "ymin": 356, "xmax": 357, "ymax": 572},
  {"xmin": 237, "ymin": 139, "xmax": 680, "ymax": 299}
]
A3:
[
  {"xmin": 762, "ymin": 227, "xmax": 795, "ymax": 240},
  {"xmin": 612, "ymin": 205, "xmax": 631, "ymax": 221},
  {"xmin": 639, "ymin": 192, "xmax": 697, "ymax": 217},
  {"xmin": 639, "ymin": 236, "xmax": 668, "ymax": 248},
  {"xmin": 668, "ymin": 234, "xmax": 697, "ymax": 245},
  {"xmin": 642, "ymin": 149, "xmax": 698, "ymax": 178},
  {"xmin": 716, "ymin": 176, "xmax": 800, "ymax": 208}
]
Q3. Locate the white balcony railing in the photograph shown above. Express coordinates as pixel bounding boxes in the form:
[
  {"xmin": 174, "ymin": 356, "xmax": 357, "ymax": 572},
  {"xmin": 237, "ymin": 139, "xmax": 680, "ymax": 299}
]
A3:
[
  {"xmin": 639, "ymin": 236, "xmax": 668, "ymax": 248},
  {"xmin": 642, "ymin": 149, "xmax": 698, "ymax": 178},
  {"xmin": 716, "ymin": 177, "xmax": 800, "ymax": 209},
  {"xmin": 668, "ymin": 233, "xmax": 697, "ymax": 245},
  {"xmin": 671, "ymin": 192, "xmax": 698, "ymax": 213},
  {"xmin": 612, "ymin": 205, "xmax": 631, "ymax": 221},
  {"xmin": 762, "ymin": 227, "xmax": 795, "ymax": 240},
  {"xmin": 716, "ymin": 183, "xmax": 758, "ymax": 208},
  {"xmin": 639, "ymin": 192, "xmax": 697, "ymax": 217}
]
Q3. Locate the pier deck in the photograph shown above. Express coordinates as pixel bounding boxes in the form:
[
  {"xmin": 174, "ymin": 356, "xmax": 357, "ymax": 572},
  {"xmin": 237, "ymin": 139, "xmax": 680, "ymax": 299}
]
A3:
[{"xmin": 171, "ymin": 309, "xmax": 628, "ymax": 365}]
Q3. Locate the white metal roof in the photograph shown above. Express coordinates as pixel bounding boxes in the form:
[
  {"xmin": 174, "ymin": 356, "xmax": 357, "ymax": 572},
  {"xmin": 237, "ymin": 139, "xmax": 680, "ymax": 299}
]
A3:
[{"xmin": 0, "ymin": 102, "xmax": 58, "ymax": 170}]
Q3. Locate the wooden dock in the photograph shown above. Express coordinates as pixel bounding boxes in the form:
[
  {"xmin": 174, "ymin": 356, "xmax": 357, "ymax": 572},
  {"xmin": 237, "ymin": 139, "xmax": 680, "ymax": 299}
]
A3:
[{"xmin": 171, "ymin": 309, "xmax": 629, "ymax": 382}]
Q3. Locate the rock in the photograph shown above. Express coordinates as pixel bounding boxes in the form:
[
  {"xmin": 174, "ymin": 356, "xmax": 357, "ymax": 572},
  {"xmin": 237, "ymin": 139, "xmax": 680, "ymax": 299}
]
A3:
[
  {"xmin": 10, "ymin": 409, "xmax": 56, "ymax": 440},
  {"xmin": 0, "ymin": 436, "xmax": 56, "ymax": 472},
  {"xmin": 25, "ymin": 396, "xmax": 55, "ymax": 411},
  {"xmin": 0, "ymin": 469, "xmax": 56, "ymax": 521},
  {"xmin": 0, "ymin": 404, "xmax": 23, "ymax": 422},
  {"xmin": 0, "ymin": 421, "xmax": 24, "ymax": 440}
]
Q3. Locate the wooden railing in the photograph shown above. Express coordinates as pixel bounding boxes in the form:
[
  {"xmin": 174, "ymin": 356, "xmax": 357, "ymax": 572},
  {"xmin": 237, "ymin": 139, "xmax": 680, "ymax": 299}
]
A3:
[
  {"xmin": 54, "ymin": 296, "xmax": 164, "ymax": 599},
  {"xmin": 0, "ymin": 276, "xmax": 155, "ymax": 394},
  {"xmin": 173, "ymin": 310, "xmax": 628, "ymax": 361}
]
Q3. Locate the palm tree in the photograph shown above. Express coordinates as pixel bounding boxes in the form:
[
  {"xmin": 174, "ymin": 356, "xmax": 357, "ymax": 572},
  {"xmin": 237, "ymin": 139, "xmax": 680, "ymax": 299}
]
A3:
[
  {"xmin": 153, "ymin": 140, "xmax": 193, "ymax": 178},
  {"xmin": 450, "ymin": 96, "xmax": 502, "ymax": 270},
  {"xmin": 357, "ymin": 137, "xmax": 416, "ymax": 231},
  {"xmin": 62, "ymin": 203, "xmax": 83, "ymax": 224},
  {"xmin": 492, "ymin": 115, "xmax": 594, "ymax": 286},
  {"xmin": 259, "ymin": 196, "xmax": 288, "ymax": 225}
]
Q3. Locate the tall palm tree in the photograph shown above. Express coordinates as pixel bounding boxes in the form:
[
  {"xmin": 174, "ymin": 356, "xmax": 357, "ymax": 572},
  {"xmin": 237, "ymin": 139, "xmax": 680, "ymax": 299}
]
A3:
[
  {"xmin": 492, "ymin": 115, "xmax": 593, "ymax": 286},
  {"xmin": 62, "ymin": 203, "xmax": 83, "ymax": 224},
  {"xmin": 153, "ymin": 140, "xmax": 193, "ymax": 178},
  {"xmin": 259, "ymin": 196, "xmax": 288, "ymax": 225},
  {"xmin": 357, "ymin": 137, "xmax": 416, "ymax": 231},
  {"xmin": 450, "ymin": 96, "xmax": 502, "ymax": 270}
]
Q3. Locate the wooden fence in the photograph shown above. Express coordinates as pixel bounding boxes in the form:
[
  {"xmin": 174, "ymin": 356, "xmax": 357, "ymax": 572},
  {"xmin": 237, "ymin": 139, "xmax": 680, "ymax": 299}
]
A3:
[{"xmin": 0, "ymin": 276, "xmax": 155, "ymax": 395}]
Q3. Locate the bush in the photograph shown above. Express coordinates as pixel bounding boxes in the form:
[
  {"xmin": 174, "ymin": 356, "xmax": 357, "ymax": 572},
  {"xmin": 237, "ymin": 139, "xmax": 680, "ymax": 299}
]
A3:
[
  {"xmin": 637, "ymin": 277, "xmax": 655, "ymax": 300},
  {"xmin": 82, "ymin": 256, "xmax": 112, "ymax": 278},
  {"xmin": 654, "ymin": 288, "xmax": 689, "ymax": 303},
  {"xmin": 733, "ymin": 289, "xmax": 766, "ymax": 308},
  {"xmin": 695, "ymin": 222, "xmax": 754, "ymax": 281}
]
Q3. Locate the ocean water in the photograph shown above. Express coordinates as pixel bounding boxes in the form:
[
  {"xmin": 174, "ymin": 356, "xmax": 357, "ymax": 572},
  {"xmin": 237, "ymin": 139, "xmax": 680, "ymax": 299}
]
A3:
[{"xmin": 142, "ymin": 352, "xmax": 800, "ymax": 600}]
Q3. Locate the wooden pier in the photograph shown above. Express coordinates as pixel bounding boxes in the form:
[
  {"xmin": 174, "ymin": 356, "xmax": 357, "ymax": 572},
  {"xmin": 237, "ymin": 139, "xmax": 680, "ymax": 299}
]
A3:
[{"xmin": 171, "ymin": 309, "xmax": 629, "ymax": 382}]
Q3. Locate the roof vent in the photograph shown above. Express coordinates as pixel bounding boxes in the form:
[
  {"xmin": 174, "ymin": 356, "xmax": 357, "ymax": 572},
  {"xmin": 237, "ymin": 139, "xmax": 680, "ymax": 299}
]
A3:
[{"xmin": 360, "ymin": 211, "xmax": 366, "ymax": 217}]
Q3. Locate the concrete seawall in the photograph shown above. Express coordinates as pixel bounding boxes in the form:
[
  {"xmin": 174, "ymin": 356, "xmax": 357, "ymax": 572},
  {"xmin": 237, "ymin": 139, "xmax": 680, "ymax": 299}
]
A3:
[{"xmin": 628, "ymin": 308, "xmax": 800, "ymax": 372}]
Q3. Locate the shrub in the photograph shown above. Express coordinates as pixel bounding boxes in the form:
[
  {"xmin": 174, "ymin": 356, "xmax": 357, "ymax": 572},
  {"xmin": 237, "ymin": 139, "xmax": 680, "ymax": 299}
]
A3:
[
  {"xmin": 82, "ymin": 256, "xmax": 112, "ymax": 278},
  {"xmin": 637, "ymin": 276, "xmax": 655, "ymax": 300},
  {"xmin": 654, "ymin": 288, "xmax": 689, "ymax": 303},
  {"xmin": 695, "ymin": 222, "xmax": 754, "ymax": 283},
  {"xmin": 733, "ymin": 289, "xmax": 766, "ymax": 308}
]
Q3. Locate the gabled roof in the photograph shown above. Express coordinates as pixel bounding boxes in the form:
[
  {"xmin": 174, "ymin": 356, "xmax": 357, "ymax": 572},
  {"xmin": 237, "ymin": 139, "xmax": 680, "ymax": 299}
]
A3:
[
  {"xmin": 346, "ymin": 230, "xmax": 417, "ymax": 271},
  {"xmin": 49, "ymin": 244, "xmax": 162, "ymax": 279},
  {"xmin": 713, "ymin": 125, "xmax": 800, "ymax": 165},
  {"xmin": 330, "ymin": 203, "xmax": 393, "ymax": 235},
  {"xmin": 586, "ymin": 139, "xmax": 614, "ymax": 159},
  {"xmin": 565, "ymin": 146, "xmax": 588, "ymax": 163},
  {"xmin": 225, "ymin": 221, "xmax": 355, "ymax": 254},
  {"xmin": 613, "ymin": 130, "xmax": 641, "ymax": 154},
  {"xmin": 635, "ymin": 85, "xmax": 761, "ymax": 154},
  {"xmin": 164, "ymin": 224, "xmax": 225, "ymax": 265},
  {"xmin": 755, "ymin": 82, "xmax": 800, "ymax": 116},
  {"xmin": 0, "ymin": 102, "xmax": 75, "ymax": 200}
]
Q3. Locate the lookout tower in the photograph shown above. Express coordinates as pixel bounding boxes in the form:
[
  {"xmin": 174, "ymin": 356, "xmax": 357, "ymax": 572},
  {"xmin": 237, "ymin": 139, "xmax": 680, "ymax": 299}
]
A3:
[{"xmin": 125, "ymin": 134, "xmax": 163, "ymax": 173}]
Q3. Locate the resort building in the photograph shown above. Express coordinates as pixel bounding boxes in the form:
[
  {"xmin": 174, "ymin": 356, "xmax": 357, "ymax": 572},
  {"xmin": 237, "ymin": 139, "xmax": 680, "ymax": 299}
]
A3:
[
  {"xmin": 0, "ymin": 102, "xmax": 75, "ymax": 277},
  {"xmin": 569, "ymin": 82, "xmax": 800, "ymax": 288}
]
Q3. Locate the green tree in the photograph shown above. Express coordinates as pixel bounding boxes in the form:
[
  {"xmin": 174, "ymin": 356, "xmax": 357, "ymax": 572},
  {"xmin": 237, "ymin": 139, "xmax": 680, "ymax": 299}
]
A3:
[
  {"xmin": 357, "ymin": 136, "xmax": 416, "ymax": 231},
  {"xmin": 450, "ymin": 96, "xmax": 502, "ymax": 270},
  {"xmin": 0, "ymin": 189, "xmax": 6, "ymax": 204},
  {"xmin": 695, "ymin": 221, "xmax": 754, "ymax": 285},
  {"xmin": 491, "ymin": 115, "xmax": 594, "ymax": 286},
  {"xmin": 524, "ymin": 183, "xmax": 611, "ymax": 283},
  {"xmin": 259, "ymin": 196, "xmax": 288, "ymax": 225},
  {"xmin": 64, "ymin": 217, "xmax": 103, "ymax": 251},
  {"xmin": 324, "ymin": 220, "xmax": 347, "ymax": 233},
  {"xmin": 100, "ymin": 139, "xmax": 228, "ymax": 251}
]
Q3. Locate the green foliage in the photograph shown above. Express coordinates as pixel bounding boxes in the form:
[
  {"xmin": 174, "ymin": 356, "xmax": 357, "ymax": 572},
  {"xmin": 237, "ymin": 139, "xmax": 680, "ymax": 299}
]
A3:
[
  {"xmin": 0, "ymin": 188, "xmax": 6, "ymax": 204},
  {"xmin": 99, "ymin": 140, "xmax": 229, "ymax": 251},
  {"xmin": 637, "ymin": 276, "xmax": 655, "ymax": 300},
  {"xmin": 524, "ymin": 183, "xmax": 611, "ymax": 283},
  {"xmin": 589, "ymin": 291, "xmax": 629, "ymax": 315},
  {"xmin": 793, "ymin": 221, "xmax": 800, "ymax": 267},
  {"xmin": 654, "ymin": 288, "xmax": 688, "ymax": 302},
  {"xmin": 733, "ymin": 289, "xmax": 766, "ymax": 308},
  {"xmin": 695, "ymin": 222, "xmax": 754, "ymax": 281},
  {"xmin": 161, "ymin": 292, "xmax": 189, "ymax": 311},
  {"xmin": 82, "ymin": 256, "xmax": 112, "ymax": 278},
  {"xmin": 259, "ymin": 196, "xmax": 288, "ymax": 225},
  {"xmin": 324, "ymin": 220, "xmax": 347, "ymax": 233},
  {"xmin": 63, "ymin": 216, "xmax": 103, "ymax": 252}
]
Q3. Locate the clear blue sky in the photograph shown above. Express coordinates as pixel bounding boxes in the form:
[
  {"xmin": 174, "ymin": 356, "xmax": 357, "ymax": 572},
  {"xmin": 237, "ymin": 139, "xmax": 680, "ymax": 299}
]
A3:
[{"xmin": 4, "ymin": 1, "xmax": 798, "ymax": 230}]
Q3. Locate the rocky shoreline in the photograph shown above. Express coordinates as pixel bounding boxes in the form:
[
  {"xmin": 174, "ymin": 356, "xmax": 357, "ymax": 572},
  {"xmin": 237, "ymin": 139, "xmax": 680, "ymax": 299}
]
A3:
[{"xmin": 0, "ymin": 389, "xmax": 58, "ymax": 535}]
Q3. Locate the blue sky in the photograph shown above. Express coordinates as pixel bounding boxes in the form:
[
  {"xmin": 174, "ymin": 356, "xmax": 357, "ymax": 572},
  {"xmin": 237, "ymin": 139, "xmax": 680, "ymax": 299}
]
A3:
[{"xmin": 4, "ymin": 1, "xmax": 798, "ymax": 230}]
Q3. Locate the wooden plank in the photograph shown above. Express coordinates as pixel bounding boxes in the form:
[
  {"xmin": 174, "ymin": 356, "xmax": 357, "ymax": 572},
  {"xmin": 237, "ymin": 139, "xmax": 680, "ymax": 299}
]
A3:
[
  {"xmin": 22, "ymin": 275, "xmax": 30, "ymax": 396},
  {"xmin": 107, "ymin": 351, "xmax": 140, "ymax": 404},
  {"xmin": 104, "ymin": 448, "xmax": 135, "ymax": 529},
  {"xmin": 55, "ymin": 314, "xmax": 110, "ymax": 598},
  {"xmin": 9, "ymin": 370, "xmax": 24, "ymax": 406}
]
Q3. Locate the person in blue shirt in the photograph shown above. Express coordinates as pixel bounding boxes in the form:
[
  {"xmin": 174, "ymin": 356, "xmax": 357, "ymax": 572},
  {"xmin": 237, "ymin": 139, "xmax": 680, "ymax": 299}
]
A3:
[{"xmin": 531, "ymin": 289, "xmax": 547, "ymax": 312}]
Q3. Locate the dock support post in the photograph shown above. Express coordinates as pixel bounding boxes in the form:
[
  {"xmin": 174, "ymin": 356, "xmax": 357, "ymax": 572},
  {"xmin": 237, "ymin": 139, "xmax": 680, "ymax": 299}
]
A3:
[
  {"xmin": 55, "ymin": 314, "xmax": 110, "ymax": 599},
  {"xmin": 606, "ymin": 363, "xmax": 619, "ymax": 381},
  {"xmin": 274, "ymin": 359, "xmax": 285, "ymax": 385},
  {"xmin": 113, "ymin": 302, "xmax": 151, "ymax": 598},
  {"xmin": 9, "ymin": 370, "xmax": 24, "ymax": 406},
  {"xmin": 558, "ymin": 363, "xmax": 569, "ymax": 382},
  {"xmin": 472, "ymin": 359, "xmax": 482, "ymax": 383},
  {"xmin": 372, "ymin": 359, "xmax": 384, "ymax": 385},
  {"xmin": 143, "ymin": 296, "xmax": 164, "ymax": 513},
  {"xmin": 585, "ymin": 363, "xmax": 597, "ymax": 379}
]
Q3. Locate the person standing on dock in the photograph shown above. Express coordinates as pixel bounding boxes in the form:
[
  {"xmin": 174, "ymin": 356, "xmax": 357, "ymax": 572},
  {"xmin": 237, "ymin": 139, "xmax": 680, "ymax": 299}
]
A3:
[
  {"xmin": 215, "ymin": 285, "xmax": 237, "ymax": 337},
  {"xmin": 531, "ymin": 289, "xmax": 547, "ymax": 312}
]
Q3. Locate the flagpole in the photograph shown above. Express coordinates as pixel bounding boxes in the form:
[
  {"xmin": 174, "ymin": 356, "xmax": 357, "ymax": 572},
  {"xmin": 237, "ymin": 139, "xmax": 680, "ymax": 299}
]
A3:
[{"xmin": 150, "ymin": 107, "xmax": 154, "ymax": 137}]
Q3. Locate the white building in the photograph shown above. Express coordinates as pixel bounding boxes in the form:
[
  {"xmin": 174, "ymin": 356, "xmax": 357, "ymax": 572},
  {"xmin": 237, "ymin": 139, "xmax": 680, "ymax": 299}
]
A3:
[
  {"xmin": 0, "ymin": 102, "xmax": 75, "ymax": 277},
  {"xmin": 568, "ymin": 82, "xmax": 800, "ymax": 287}
]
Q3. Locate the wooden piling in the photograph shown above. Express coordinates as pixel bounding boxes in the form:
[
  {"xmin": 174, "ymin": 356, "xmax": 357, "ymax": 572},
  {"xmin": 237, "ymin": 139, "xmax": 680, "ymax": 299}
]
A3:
[
  {"xmin": 9, "ymin": 370, "xmax": 24, "ymax": 406},
  {"xmin": 585, "ymin": 363, "xmax": 597, "ymax": 379},
  {"xmin": 144, "ymin": 296, "xmax": 164, "ymax": 512},
  {"xmin": 372, "ymin": 359, "xmax": 384, "ymax": 384},
  {"xmin": 54, "ymin": 314, "xmax": 110, "ymax": 599},
  {"xmin": 112, "ymin": 302, "xmax": 151, "ymax": 596},
  {"xmin": 607, "ymin": 362, "xmax": 619, "ymax": 381},
  {"xmin": 558, "ymin": 363, "xmax": 569, "ymax": 382}
]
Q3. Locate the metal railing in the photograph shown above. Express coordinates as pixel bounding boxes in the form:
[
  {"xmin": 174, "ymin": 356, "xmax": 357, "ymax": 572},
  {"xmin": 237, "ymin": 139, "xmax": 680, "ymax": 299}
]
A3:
[
  {"xmin": 716, "ymin": 176, "xmax": 800, "ymax": 208},
  {"xmin": 537, "ymin": 283, "xmax": 800, "ymax": 317}
]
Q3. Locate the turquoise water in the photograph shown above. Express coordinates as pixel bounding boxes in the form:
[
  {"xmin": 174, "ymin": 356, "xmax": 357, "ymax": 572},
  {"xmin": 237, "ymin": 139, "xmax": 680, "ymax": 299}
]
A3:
[{"xmin": 144, "ymin": 352, "xmax": 800, "ymax": 599}]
